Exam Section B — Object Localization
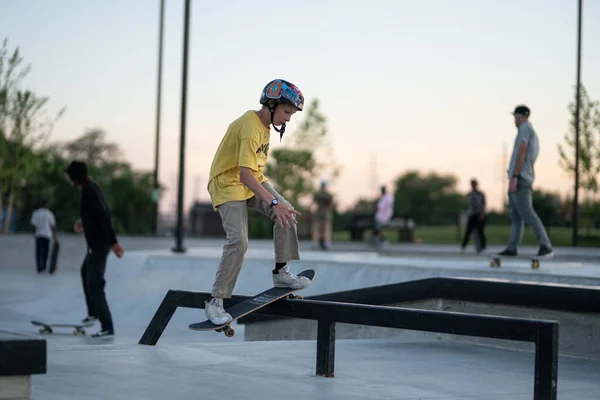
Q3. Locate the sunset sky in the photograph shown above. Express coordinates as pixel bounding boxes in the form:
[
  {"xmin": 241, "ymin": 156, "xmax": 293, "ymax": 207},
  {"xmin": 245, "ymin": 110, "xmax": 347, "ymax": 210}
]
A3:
[{"xmin": 2, "ymin": 0, "xmax": 600, "ymax": 214}]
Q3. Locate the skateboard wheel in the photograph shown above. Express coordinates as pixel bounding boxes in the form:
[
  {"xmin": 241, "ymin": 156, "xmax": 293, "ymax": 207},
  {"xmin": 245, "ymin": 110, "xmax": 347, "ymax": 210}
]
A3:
[
  {"xmin": 224, "ymin": 327, "xmax": 235, "ymax": 337},
  {"xmin": 532, "ymin": 260, "xmax": 540, "ymax": 269},
  {"xmin": 81, "ymin": 330, "xmax": 86, "ymax": 335},
  {"xmin": 39, "ymin": 328, "xmax": 45, "ymax": 334}
]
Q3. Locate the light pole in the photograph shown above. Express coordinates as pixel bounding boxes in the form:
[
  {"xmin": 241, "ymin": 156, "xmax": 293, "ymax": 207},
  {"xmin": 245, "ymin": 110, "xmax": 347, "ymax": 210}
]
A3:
[
  {"xmin": 172, "ymin": 0, "xmax": 191, "ymax": 253},
  {"xmin": 572, "ymin": 0, "xmax": 583, "ymax": 247},
  {"xmin": 152, "ymin": 0, "xmax": 165, "ymax": 236}
]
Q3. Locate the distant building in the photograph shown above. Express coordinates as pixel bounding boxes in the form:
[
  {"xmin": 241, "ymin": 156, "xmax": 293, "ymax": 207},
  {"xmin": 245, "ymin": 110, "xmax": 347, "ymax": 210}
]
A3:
[{"xmin": 189, "ymin": 201, "xmax": 225, "ymax": 237}]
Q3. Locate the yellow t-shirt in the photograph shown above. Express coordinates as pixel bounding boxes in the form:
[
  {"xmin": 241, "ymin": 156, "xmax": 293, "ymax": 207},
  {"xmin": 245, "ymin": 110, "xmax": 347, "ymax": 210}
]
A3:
[{"xmin": 207, "ymin": 110, "xmax": 271, "ymax": 209}]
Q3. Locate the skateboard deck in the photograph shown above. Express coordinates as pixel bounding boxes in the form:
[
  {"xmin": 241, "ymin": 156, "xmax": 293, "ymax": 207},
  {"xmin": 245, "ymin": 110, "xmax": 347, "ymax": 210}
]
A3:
[
  {"xmin": 31, "ymin": 320, "xmax": 94, "ymax": 335},
  {"xmin": 189, "ymin": 269, "xmax": 316, "ymax": 337},
  {"xmin": 489, "ymin": 255, "xmax": 542, "ymax": 269},
  {"xmin": 49, "ymin": 241, "xmax": 59, "ymax": 274}
]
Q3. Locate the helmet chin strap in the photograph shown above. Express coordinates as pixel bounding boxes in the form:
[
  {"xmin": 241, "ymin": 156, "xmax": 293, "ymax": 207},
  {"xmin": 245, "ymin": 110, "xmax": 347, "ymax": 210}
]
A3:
[{"xmin": 268, "ymin": 103, "xmax": 286, "ymax": 141}]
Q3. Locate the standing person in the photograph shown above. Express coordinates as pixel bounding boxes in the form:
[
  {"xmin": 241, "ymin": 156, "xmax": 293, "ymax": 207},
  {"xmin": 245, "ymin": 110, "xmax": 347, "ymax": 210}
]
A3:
[
  {"xmin": 497, "ymin": 105, "xmax": 553, "ymax": 258},
  {"xmin": 30, "ymin": 204, "xmax": 58, "ymax": 274},
  {"xmin": 66, "ymin": 161, "xmax": 124, "ymax": 339},
  {"xmin": 204, "ymin": 79, "xmax": 310, "ymax": 326},
  {"xmin": 311, "ymin": 179, "xmax": 334, "ymax": 250},
  {"xmin": 373, "ymin": 185, "xmax": 394, "ymax": 244},
  {"xmin": 460, "ymin": 179, "xmax": 487, "ymax": 254}
]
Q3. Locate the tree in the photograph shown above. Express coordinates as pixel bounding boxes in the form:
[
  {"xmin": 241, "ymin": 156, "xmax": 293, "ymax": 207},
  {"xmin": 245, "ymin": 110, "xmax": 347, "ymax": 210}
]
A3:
[
  {"xmin": 0, "ymin": 38, "xmax": 64, "ymax": 232},
  {"xmin": 265, "ymin": 149, "xmax": 315, "ymax": 207},
  {"xmin": 1, "ymin": 89, "xmax": 64, "ymax": 232},
  {"xmin": 61, "ymin": 128, "xmax": 124, "ymax": 168},
  {"xmin": 0, "ymin": 38, "xmax": 31, "ymax": 232},
  {"xmin": 15, "ymin": 130, "xmax": 163, "ymax": 235},
  {"xmin": 558, "ymin": 84, "xmax": 600, "ymax": 204},
  {"xmin": 393, "ymin": 170, "xmax": 463, "ymax": 225},
  {"xmin": 289, "ymin": 98, "xmax": 341, "ymax": 188},
  {"xmin": 264, "ymin": 98, "xmax": 340, "ymax": 209}
]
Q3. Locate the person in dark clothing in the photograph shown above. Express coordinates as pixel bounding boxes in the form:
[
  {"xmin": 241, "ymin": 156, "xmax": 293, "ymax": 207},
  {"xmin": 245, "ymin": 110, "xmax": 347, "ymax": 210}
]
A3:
[
  {"xmin": 66, "ymin": 160, "xmax": 124, "ymax": 339},
  {"xmin": 461, "ymin": 179, "xmax": 487, "ymax": 254}
]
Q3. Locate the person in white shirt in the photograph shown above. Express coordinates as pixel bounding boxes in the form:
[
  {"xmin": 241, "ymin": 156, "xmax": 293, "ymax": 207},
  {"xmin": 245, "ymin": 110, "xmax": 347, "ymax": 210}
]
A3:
[
  {"xmin": 30, "ymin": 206, "xmax": 57, "ymax": 273},
  {"xmin": 374, "ymin": 185, "xmax": 394, "ymax": 244}
]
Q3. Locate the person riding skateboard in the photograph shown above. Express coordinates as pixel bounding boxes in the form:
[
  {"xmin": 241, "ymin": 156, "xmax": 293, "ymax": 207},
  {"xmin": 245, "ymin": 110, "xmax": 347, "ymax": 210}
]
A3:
[
  {"xmin": 205, "ymin": 79, "xmax": 310, "ymax": 326},
  {"xmin": 496, "ymin": 105, "xmax": 553, "ymax": 258},
  {"xmin": 66, "ymin": 161, "xmax": 124, "ymax": 339}
]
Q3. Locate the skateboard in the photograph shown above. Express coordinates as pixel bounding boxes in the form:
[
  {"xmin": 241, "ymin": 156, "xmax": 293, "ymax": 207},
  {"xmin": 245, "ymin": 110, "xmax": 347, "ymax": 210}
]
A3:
[
  {"xmin": 49, "ymin": 241, "xmax": 59, "ymax": 274},
  {"xmin": 31, "ymin": 320, "xmax": 94, "ymax": 335},
  {"xmin": 489, "ymin": 255, "xmax": 541, "ymax": 269},
  {"xmin": 189, "ymin": 269, "xmax": 316, "ymax": 337}
]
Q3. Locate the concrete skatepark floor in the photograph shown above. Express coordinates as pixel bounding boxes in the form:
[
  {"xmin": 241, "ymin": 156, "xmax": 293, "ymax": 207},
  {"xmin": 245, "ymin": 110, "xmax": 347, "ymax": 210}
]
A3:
[{"xmin": 2, "ymin": 234, "xmax": 600, "ymax": 399}]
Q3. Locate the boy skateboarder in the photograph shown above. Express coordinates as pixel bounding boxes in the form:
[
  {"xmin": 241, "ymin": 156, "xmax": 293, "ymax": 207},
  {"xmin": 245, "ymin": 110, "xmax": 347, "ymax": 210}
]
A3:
[
  {"xmin": 205, "ymin": 79, "xmax": 310, "ymax": 325},
  {"xmin": 66, "ymin": 161, "xmax": 124, "ymax": 338}
]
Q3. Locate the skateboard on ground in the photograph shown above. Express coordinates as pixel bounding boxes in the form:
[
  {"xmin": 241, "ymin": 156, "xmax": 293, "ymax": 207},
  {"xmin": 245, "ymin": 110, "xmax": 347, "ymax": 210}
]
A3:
[
  {"xmin": 49, "ymin": 241, "xmax": 60, "ymax": 274},
  {"xmin": 31, "ymin": 320, "xmax": 94, "ymax": 335},
  {"xmin": 189, "ymin": 269, "xmax": 316, "ymax": 338},
  {"xmin": 489, "ymin": 255, "xmax": 541, "ymax": 269}
]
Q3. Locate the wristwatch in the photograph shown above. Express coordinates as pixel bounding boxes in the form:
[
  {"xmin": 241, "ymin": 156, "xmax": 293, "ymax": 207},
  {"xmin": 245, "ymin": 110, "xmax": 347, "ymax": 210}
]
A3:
[{"xmin": 269, "ymin": 198, "xmax": 279, "ymax": 209}]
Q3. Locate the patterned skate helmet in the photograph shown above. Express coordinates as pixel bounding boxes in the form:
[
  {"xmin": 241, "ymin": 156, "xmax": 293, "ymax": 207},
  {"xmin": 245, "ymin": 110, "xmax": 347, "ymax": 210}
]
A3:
[{"xmin": 260, "ymin": 79, "xmax": 304, "ymax": 111}]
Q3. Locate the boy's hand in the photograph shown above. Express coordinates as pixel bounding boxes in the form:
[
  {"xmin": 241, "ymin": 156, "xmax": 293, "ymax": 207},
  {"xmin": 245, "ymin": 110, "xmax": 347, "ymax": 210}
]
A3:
[
  {"xmin": 273, "ymin": 203, "xmax": 301, "ymax": 229},
  {"xmin": 111, "ymin": 243, "xmax": 124, "ymax": 258},
  {"xmin": 509, "ymin": 177, "xmax": 518, "ymax": 193},
  {"xmin": 74, "ymin": 219, "xmax": 83, "ymax": 233}
]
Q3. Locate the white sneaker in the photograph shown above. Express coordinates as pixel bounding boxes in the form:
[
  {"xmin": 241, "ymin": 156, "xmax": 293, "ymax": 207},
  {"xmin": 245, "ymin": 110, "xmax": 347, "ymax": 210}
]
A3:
[
  {"xmin": 81, "ymin": 316, "xmax": 98, "ymax": 324},
  {"xmin": 90, "ymin": 329, "xmax": 114, "ymax": 339},
  {"xmin": 272, "ymin": 265, "xmax": 310, "ymax": 289},
  {"xmin": 205, "ymin": 298, "xmax": 232, "ymax": 325}
]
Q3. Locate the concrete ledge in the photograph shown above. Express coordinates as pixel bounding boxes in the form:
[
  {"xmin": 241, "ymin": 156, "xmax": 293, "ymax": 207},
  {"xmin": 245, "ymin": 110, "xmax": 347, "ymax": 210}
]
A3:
[
  {"xmin": 0, "ymin": 376, "xmax": 31, "ymax": 400},
  {"xmin": 0, "ymin": 331, "xmax": 46, "ymax": 376},
  {"xmin": 244, "ymin": 298, "xmax": 600, "ymax": 360}
]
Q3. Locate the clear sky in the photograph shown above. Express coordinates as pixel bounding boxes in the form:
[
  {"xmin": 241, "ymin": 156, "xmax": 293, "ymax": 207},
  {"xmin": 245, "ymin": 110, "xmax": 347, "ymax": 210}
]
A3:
[{"xmin": 2, "ymin": 0, "xmax": 599, "ymax": 214}]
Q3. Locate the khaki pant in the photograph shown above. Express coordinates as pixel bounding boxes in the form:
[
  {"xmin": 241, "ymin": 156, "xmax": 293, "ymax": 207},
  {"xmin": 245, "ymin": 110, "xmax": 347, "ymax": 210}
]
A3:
[
  {"xmin": 212, "ymin": 183, "xmax": 300, "ymax": 299},
  {"xmin": 312, "ymin": 219, "xmax": 332, "ymax": 242}
]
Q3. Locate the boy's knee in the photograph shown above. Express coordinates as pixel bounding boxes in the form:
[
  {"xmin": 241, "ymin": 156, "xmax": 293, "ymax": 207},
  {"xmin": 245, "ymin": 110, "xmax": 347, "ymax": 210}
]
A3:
[
  {"xmin": 88, "ymin": 282, "xmax": 105, "ymax": 295},
  {"xmin": 227, "ymin": 233, "xmax": 248, "ymax": 252}
]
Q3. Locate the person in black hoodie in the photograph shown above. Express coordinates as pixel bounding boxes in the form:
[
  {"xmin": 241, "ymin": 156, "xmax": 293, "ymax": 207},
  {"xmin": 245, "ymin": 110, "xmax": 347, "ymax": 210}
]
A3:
[{"xmin": 66, "ymin": 161, "xmax": 124, "ymax": 339}]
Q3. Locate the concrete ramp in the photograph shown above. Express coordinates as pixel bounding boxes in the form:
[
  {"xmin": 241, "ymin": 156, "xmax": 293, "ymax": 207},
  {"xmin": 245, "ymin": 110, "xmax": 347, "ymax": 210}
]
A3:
[
  {"xmin": 2, "ymin": 237, "xmax": 600, "ymax": 399},
  {"xmin": 28, "ymin": 339, "xmax": 600, "ymax": 400}
]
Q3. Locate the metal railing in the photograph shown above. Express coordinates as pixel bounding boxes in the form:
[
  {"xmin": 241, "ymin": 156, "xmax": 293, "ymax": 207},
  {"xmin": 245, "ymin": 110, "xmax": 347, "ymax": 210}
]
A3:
[{"xmin": 139, "ymin": 290, "xmax": 558, "ymax": 399}]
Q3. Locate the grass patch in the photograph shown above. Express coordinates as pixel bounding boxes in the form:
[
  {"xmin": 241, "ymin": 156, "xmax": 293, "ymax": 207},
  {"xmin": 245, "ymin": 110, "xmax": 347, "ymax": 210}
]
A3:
[{"xmin": 333, "ymin": 225, "xmax": 600, "ymax": 247}]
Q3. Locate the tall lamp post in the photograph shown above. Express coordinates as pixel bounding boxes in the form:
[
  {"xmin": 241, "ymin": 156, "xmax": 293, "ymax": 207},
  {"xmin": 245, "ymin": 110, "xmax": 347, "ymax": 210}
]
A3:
[
  {"xmin": 172, "ymin": 0, "xmax": 191, "ymax": 253},
  {"xmin": 572, "ymin": 0, "xmax": 583, "ymax": 247},
  {"xmin": 152, "ymin": 0, "xmax": 165, "ymax": 236}
]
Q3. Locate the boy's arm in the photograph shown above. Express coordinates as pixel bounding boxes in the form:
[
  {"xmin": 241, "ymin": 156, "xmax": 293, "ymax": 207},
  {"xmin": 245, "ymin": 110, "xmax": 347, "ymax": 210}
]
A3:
[
  {"xmin": 239, "ymin": 167, "xmax": 277, "ymax": 205},
  {"xmin": 238, "ymin": 126, "xmax": 277, "ymax": 206},
  {"xmin": 512, "ymin": 142, "xmax": 528, "ymax": 176},
  {"xmin": 83, "ymin": 187, "xmax": 118, "ymax": 246},
  {"xmin": 512, "ymin": 125, "xmax": 532, "ymax": 177},
  {"xmin": 238, "ymin": 128, "xmax": 300, "ymax": 227}
]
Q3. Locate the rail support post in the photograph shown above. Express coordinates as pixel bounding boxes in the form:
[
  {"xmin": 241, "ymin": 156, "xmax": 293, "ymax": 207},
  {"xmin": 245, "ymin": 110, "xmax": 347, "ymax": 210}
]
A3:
[
  {"xmin": 534, "ymin": 322, "xmax": 559, "ymax": 400},
  {"xmin": 316, "ymin": 320, "xmax": 336, "ymax": 377}
]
